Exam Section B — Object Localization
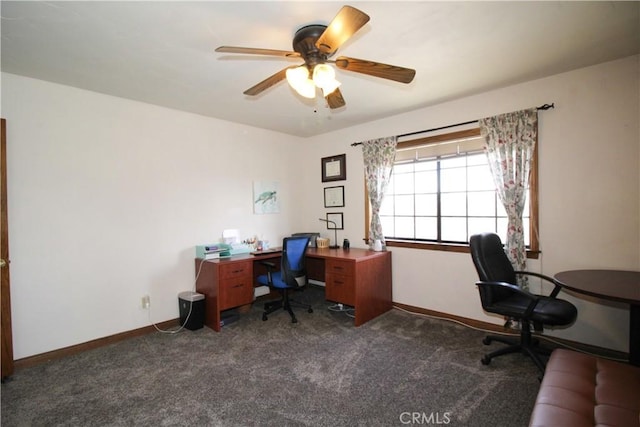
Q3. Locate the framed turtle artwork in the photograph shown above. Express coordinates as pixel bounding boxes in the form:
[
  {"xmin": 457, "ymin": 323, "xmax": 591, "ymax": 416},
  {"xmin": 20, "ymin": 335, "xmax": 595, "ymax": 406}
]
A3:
[{"xmin": 253, "ymin": 181, "xmax": 280, "ymax": 214}]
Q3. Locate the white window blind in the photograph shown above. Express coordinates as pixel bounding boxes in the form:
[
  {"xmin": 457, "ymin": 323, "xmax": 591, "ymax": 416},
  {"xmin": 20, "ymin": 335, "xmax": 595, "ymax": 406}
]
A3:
[{"xmin": 395, "ymin": 133, "xmax": 485, "ymax": 162}]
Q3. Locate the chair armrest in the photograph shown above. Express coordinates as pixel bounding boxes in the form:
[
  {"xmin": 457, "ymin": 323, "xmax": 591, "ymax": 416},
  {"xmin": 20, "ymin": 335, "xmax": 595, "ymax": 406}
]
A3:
[
  {"xmin": 260, "ymin": 261, "xmax": 276, "ymax": 269},
  {"xmin": 260, "ymin": 261, "xmax": 277, "ymax": 284},
  {"xmin": 514, "ymin": 270, "xmax": 563, "ymax": 298},
  {"xmin": 476, "ymin": 280, "xmax": 541, "ymax": 317}
]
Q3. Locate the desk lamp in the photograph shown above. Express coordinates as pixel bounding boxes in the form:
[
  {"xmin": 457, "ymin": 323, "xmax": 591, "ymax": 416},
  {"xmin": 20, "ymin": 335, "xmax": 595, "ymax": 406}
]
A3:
[{"xmin": 318, "ymin": 218, "xmax": 340, "ymax": 249}]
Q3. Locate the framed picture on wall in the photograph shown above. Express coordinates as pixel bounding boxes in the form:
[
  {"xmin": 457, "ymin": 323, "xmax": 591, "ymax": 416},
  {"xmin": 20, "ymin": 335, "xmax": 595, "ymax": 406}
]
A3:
[
  {"xmin": 253, "ymin": 181, "xmax": 280, "ymax": 214},
  {"xmin": 321, "ymin": 154, "xmax": 346, "ymax": 182},
  {"xmin": 324, "ymin": 186, "xmax": 345, "ymax": 208},
  {"xmin": 326, "ymin": 212, "xmax": 344, "ymax": 230}
]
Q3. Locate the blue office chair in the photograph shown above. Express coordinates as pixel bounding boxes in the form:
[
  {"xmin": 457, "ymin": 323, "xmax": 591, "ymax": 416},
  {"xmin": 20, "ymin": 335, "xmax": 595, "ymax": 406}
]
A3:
[{"xmin": 257, "ymin": 236, "xmax": 313, "ymax": 323}]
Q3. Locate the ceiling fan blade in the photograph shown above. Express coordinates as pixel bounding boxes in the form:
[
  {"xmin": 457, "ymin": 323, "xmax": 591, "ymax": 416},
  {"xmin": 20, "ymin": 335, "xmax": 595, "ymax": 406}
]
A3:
[
  {"xmin": 315, "ymin": 6, "xmax": 370, "ymax": 55},
  {"xmin": 326, "ymin": 88, "xmax": 346, "ymax": 109},
  {"xmin": 334, "ymin": 56, "xmax": 416, "ymax": 84},
  {"xmin": 243, "ymin": 67, "xmax": 294, "ymax": 96},
  {"xmin": 216, "ymin": 46, "xmax": 300, "ymax": 58}
]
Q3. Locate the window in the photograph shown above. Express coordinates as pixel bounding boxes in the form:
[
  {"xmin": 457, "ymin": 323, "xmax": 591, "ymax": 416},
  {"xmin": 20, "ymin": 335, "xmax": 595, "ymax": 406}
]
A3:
[{"xmin": 366, "ymin": 128, "xmax": 539, "ymax": 257}]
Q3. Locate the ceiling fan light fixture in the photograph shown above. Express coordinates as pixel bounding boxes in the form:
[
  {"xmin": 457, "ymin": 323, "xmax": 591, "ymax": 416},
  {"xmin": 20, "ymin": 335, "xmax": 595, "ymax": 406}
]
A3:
[
  {"xmin": 296, "ymin": 79, "xmax": 317, "ymax": 99},
  {"xmin": 320, "ymin": 79, "xmax": 341, "ymax": 97},
  {"xmin": 313, "ymin": 64, "xmax": 341, "ymax": 95},
  {"xmin": 218, "ymin": 6, "xmax": 415, "ymax": 108},
  {"xmin": 286, "ymin": 66, "xmax": 316, "ymax": 98}
]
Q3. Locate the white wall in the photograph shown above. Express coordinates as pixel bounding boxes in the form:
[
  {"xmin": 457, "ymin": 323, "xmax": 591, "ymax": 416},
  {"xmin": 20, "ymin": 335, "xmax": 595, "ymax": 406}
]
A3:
[
  {"xmin": 2, "ymin": 73, "xmax": 304, "ymax": 359},
  {"xmin": 298, "ymin": 55, "xmax": 640, "ymax": 352},
  {"xmin": 3, "ymin": 54, "xmax": 639, "ymax": 359}
]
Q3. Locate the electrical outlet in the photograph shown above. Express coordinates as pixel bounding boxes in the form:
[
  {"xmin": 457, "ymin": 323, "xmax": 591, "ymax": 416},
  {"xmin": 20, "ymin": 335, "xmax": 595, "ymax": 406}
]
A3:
[{"xmin": 141, "ymin": 295, "xmax": 150, "ymax": 309}]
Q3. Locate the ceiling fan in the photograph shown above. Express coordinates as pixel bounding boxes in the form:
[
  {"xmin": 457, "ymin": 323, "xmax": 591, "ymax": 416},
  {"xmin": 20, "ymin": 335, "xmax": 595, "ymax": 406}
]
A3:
[{"xmin": 215, "ymin": 5, "xmax": 416, "ymax": 109}]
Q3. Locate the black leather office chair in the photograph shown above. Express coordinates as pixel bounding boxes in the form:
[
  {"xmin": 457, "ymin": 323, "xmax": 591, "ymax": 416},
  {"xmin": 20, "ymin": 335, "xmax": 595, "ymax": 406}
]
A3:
[
  {"xmin": 469, "ymin": 232, "xmax": 577, "ymax": 373},
  {"xmin": 257, "ymin": 236, "xmax": 313, "ymax": 323}
]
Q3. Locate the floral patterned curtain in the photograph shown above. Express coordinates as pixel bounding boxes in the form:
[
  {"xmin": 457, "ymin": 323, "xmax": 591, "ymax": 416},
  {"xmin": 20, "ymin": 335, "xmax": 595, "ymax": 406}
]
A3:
[
  {"xmin": 360, "ymin": 136, "xmax": 397, "ymax": 249},
  {"xmin": 479, "ymin": 108, "xmax": 537, "ymax": 288}
]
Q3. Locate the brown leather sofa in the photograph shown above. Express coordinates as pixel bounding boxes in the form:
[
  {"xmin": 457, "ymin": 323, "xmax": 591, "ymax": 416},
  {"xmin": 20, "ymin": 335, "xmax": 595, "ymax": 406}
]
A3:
[{"xmin": 529, "ymin": 348, "xmax": 640, "ymax": 426}]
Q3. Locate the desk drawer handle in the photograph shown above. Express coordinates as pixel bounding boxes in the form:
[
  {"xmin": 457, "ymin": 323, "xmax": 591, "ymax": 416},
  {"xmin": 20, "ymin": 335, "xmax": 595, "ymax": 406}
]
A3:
[
  {"xmin": 232, "ymin": 269, "xmax": 245, "ymax": 274},
  {"xmin": 232, "ymin": 283, "xmax": 245, "ymax": 289},
  {"xmin": 333, "ymin": 266, "xmax": 344, "ymax": 271},
  {"xmin": 334, "ymin": 280, "xmax": 344, "ymax": 285}
]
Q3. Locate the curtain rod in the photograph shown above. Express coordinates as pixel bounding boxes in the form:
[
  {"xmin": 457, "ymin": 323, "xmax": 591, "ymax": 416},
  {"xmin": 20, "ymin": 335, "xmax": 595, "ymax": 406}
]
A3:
[{"xmin": 351, "ymin": 103, "xmax": 555, "ymax": 146}]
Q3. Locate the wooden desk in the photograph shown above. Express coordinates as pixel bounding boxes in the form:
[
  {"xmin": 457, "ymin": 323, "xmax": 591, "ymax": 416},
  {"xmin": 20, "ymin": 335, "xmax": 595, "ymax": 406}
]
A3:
[
  {"xmin": 554, "ymin": 269, "xmax": 640, "ymax": 365},
  {"xmin": 195, "ymin": 247, "xmax": 392, "ymax": 332}
]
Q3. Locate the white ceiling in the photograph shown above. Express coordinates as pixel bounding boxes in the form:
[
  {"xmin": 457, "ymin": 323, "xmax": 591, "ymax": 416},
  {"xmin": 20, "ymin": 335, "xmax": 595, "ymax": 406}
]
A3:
[{"xmin": 2, "ymin": 1, "xmax": 639, "ymax": 137}]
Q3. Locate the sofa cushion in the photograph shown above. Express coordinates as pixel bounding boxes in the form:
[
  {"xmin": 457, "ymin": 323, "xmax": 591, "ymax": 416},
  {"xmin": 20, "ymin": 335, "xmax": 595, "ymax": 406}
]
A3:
[{"xmin": 529, "ymin": 348, "xmax": 640, "ymax": 427}]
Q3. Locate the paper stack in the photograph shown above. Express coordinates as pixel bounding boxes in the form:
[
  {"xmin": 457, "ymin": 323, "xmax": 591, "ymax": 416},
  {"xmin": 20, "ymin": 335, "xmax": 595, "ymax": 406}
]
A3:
[{"xmin": 195, "ymin": 244, "xmax": 227, "ymax": 260}]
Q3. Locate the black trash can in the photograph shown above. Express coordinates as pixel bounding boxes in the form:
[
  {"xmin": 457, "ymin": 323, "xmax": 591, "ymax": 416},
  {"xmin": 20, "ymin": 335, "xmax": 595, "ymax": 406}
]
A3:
[{"xmin": 178, "ymin": 291, "xmax": 205, "ymax": 330}]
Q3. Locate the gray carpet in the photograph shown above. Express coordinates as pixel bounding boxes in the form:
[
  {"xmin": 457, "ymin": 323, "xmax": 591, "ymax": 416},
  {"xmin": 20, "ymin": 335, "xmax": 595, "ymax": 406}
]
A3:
[{"xmin": 1, "ymin": 286, "xmax": 541, "ymax": 426}]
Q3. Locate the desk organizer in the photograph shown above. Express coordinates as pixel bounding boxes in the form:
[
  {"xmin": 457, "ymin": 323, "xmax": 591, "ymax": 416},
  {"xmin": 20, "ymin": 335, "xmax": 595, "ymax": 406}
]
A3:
[{"xmin": 316, "ymin": 238, "xmax": 330, "ymax": 248}]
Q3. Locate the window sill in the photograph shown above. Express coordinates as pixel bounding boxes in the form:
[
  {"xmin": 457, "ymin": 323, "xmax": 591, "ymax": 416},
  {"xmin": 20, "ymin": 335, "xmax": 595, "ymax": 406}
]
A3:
[{"xmin": 384, "ymin": 240, "xmax": 540, "ymax": 259}]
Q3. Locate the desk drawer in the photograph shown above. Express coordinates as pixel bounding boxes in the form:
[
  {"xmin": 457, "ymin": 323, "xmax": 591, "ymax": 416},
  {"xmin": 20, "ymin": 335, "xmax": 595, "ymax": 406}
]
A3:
[
  {"xmin": 219, "ymin": 277, "xmax": 253, "ymax": 310},
  {"xmin": 325, "ymin": 273, "xmax": 355, "ymax": 306},
  {"xmin": 326, "ymin": 259, "xmax": 355, "ymax": 277},
  {"xmin": 219, "ymin": 261, "xmax": 252, "ymax": 279}
]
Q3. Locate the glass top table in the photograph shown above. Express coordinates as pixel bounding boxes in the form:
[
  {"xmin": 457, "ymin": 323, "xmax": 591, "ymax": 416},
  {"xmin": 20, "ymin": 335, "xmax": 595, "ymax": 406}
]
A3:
[{"xmin": 554, "ymin": 269, "xmax": 640, "ymax": 365}]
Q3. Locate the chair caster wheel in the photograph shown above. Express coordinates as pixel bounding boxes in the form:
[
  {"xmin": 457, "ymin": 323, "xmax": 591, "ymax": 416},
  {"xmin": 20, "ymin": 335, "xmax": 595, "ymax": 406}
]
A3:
[
  {"xmin": 262, "ymin": 313, "xmax": 268, "ymax": 321},
  {"xmin": 308, "ymin": 308, "xmax": 313, "ymax": 313},
  {"xmin": 481, "ymin": 356, "xmax": 491, "ymax": 365},
  {"xmin": 291, "ymin": 317, "xmax": 298, "ymax": 324},
  {"xmin": 482, "ymin": 337, "xmax": 492, "ymax": 345}
]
